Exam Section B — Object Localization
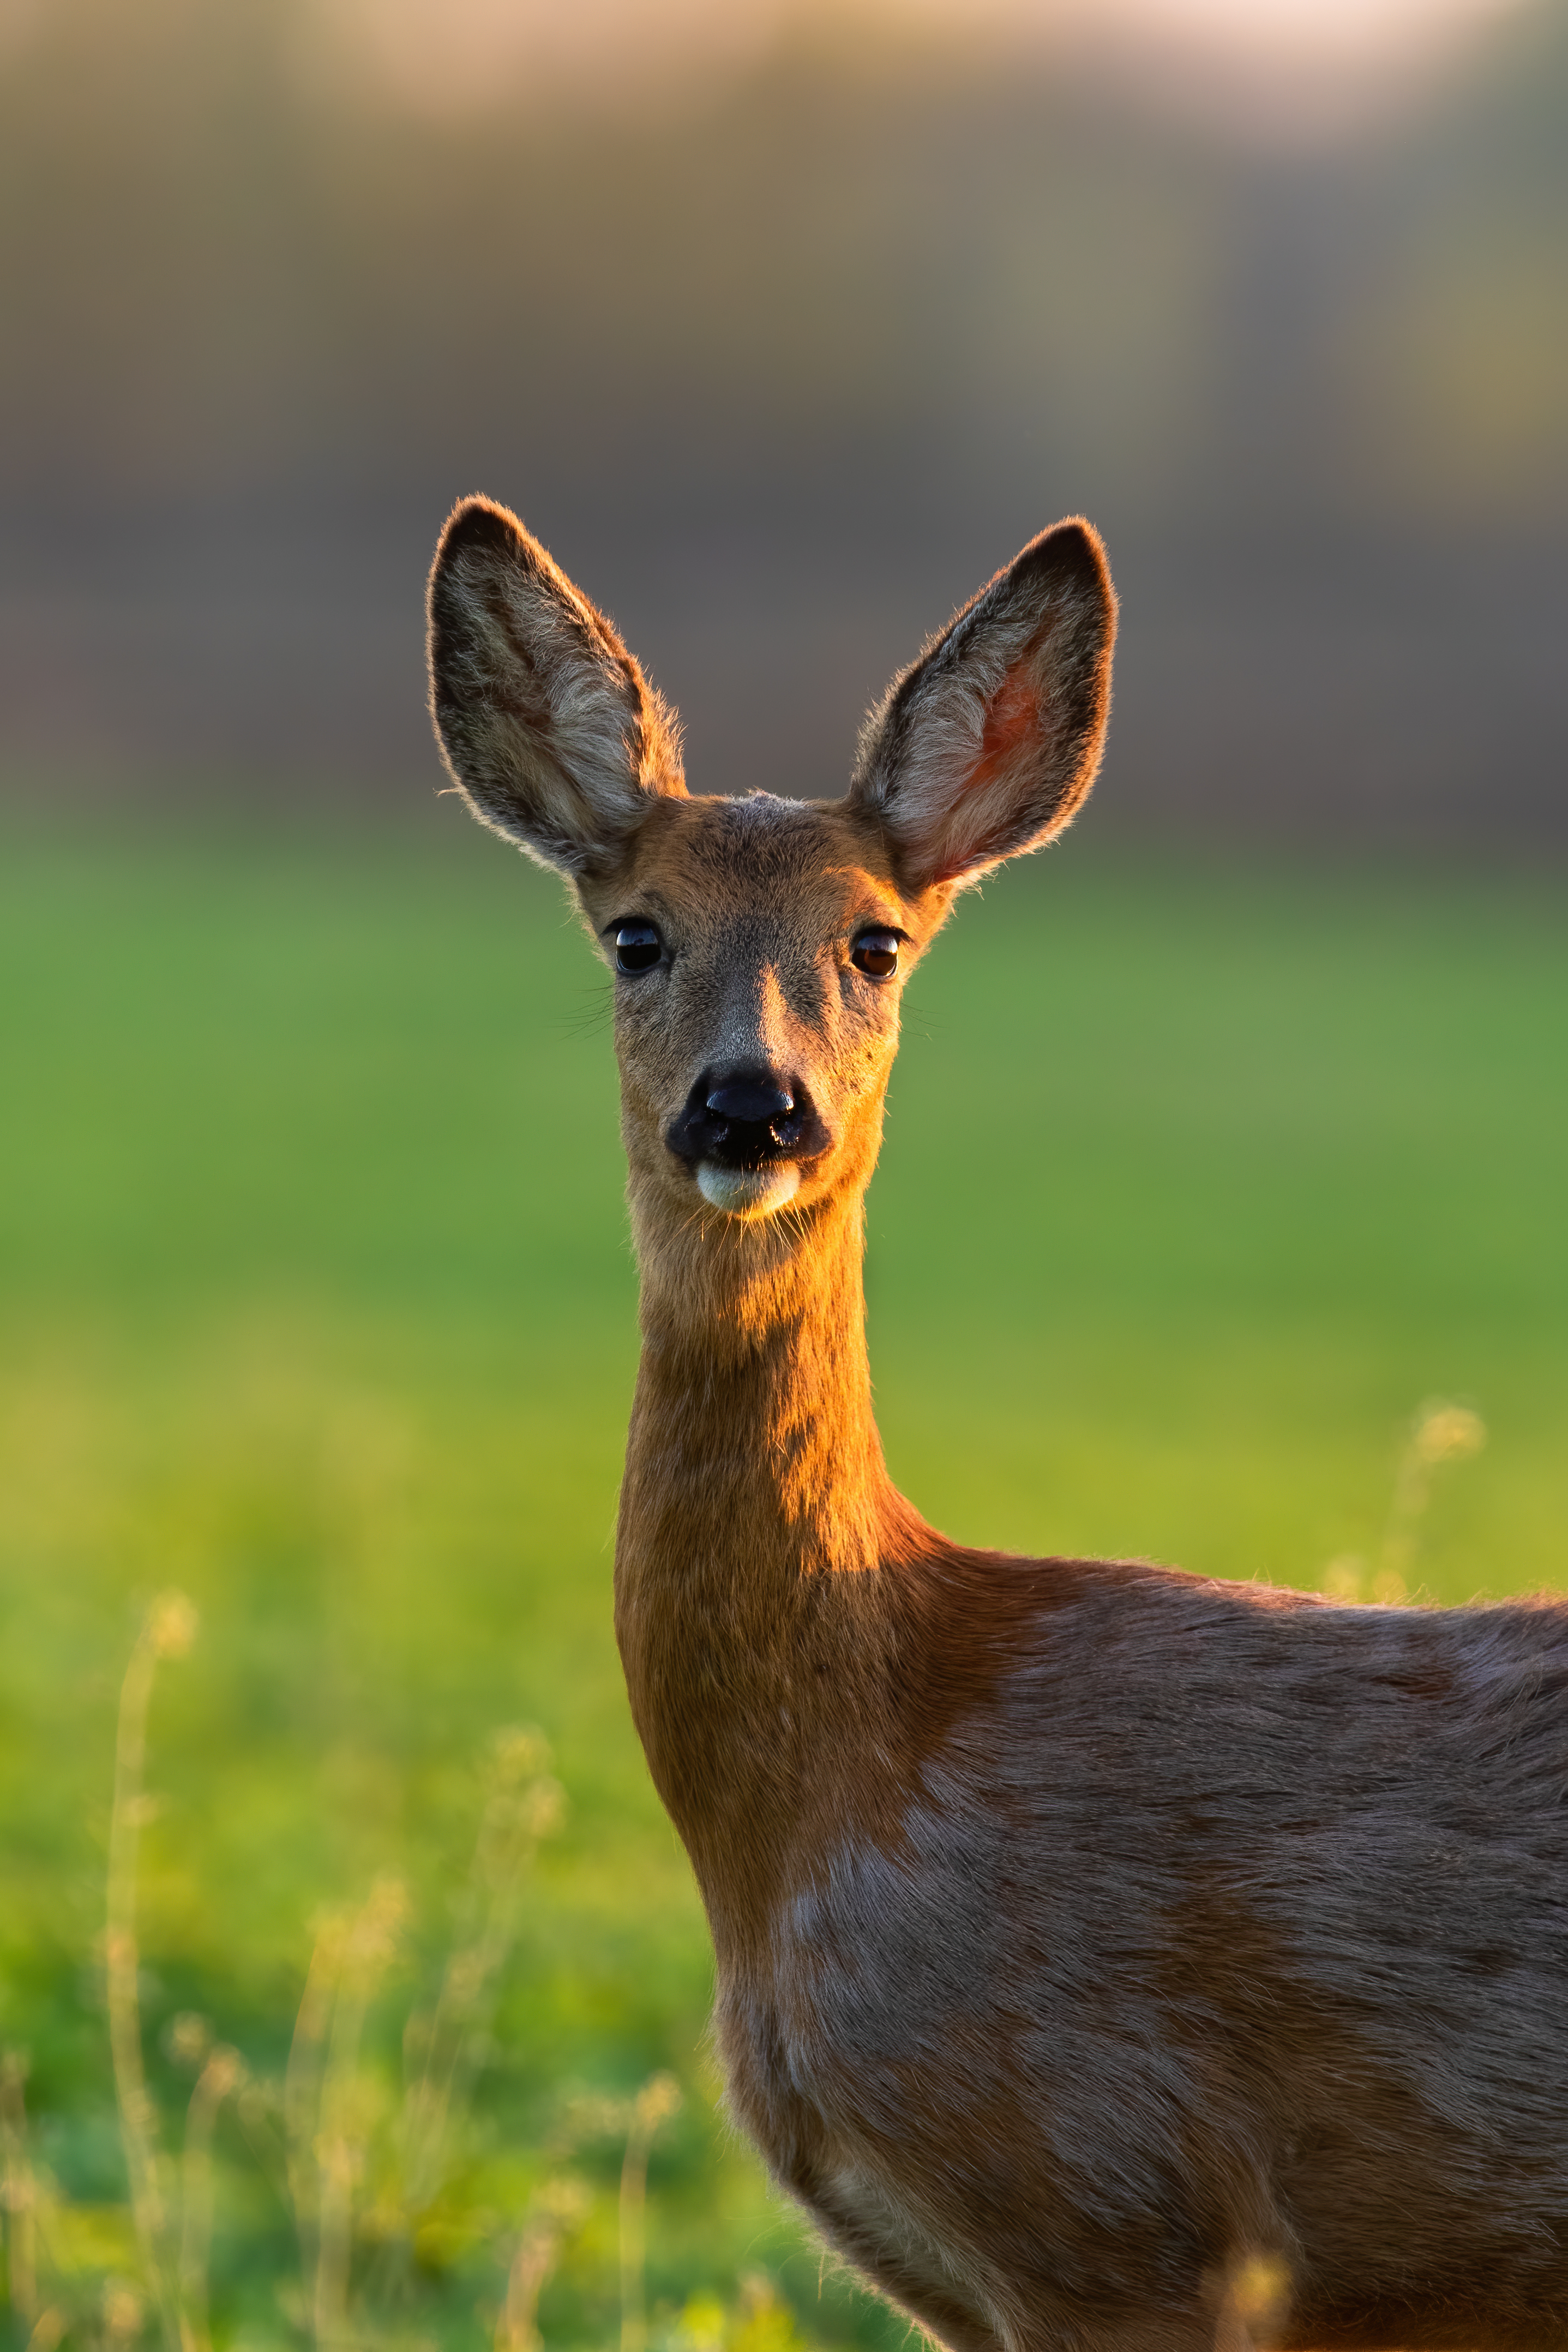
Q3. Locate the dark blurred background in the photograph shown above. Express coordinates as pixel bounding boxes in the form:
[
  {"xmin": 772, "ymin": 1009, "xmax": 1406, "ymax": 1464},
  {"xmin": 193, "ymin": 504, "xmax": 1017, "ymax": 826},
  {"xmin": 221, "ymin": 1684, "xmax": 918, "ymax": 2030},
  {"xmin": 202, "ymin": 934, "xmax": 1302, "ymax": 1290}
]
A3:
[{"xmin": 0, "ymin": 0, "xmax": 1564, "ymax": 847}]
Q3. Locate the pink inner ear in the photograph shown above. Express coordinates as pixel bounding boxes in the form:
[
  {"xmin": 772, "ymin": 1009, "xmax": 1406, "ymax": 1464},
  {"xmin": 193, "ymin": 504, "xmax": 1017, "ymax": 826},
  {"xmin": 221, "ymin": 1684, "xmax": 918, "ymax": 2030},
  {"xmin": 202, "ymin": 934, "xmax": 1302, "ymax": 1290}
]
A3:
[
  {"xmin": 969, "ymin": 664, "xmax": 1042, "ymax": 796},
  {"xmin": 923, "ymin": 659, "xmax": 1047, "ymax": 884}
]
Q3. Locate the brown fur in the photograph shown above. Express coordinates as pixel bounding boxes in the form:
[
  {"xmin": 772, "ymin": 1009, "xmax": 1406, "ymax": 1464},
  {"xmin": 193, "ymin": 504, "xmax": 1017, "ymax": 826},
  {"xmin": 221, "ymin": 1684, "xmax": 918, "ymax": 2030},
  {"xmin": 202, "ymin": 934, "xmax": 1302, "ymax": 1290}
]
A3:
[{"xmin": 428, "ymin": 497, "xmax": 1568, "ymax": 2352}]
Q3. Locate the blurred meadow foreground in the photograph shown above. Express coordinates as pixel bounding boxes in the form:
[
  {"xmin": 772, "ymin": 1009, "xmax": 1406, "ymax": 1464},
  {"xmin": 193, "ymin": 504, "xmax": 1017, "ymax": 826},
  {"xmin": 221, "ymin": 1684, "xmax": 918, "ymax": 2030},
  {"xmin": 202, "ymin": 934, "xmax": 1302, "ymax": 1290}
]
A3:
[
  {"xmin": 1, "ymin": 826, "xmax": 1565, "ymax": 2352},
  {"xmin": 2, "ymin": 0, "xmax": 1567, "ymax": 2348}
]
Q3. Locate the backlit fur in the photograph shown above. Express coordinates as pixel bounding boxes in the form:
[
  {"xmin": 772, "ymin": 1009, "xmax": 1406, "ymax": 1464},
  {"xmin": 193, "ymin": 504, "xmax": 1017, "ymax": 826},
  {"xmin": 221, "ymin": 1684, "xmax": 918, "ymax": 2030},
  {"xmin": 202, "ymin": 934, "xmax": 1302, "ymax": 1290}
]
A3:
[
  {"xmin": 428, "ymin": 499, "xmax": 1568, "ymax": 2352},
  {"xmin": 428, "ymin": 496, "xmax": 684, "ymax": 873},
  {"xmin": 852, "ymin": 520, "xmax": 1116, "ymax": 890}
]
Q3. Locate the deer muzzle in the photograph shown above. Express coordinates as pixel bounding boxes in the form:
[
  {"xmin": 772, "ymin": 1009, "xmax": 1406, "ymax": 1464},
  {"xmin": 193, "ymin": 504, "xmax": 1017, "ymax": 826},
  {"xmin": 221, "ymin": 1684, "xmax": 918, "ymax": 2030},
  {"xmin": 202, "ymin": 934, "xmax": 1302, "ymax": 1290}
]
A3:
[{"xmin": 666, "ymin": 1069, "xmax": 829, "ymax": 1216}]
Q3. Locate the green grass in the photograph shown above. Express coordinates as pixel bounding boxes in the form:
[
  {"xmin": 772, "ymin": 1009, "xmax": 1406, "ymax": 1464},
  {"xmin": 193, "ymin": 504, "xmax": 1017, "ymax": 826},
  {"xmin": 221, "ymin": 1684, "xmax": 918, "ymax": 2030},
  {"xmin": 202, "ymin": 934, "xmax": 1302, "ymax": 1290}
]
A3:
[{"xmin": 0, "ymin": 815, "xmax": 1564, "ymax": 2352}]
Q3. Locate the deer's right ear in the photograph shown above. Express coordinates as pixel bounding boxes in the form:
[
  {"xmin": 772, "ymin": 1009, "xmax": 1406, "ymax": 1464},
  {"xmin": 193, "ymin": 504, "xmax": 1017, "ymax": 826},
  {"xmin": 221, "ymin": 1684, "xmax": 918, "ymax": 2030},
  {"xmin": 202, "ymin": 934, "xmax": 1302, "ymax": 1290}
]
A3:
[
  {"xmin": 849, "ymin": 519, "xmax": 1116, "ymax": 892},
  {"xmin": 427, "ymin": 497, "xmax": 685, "ymax": 875}
]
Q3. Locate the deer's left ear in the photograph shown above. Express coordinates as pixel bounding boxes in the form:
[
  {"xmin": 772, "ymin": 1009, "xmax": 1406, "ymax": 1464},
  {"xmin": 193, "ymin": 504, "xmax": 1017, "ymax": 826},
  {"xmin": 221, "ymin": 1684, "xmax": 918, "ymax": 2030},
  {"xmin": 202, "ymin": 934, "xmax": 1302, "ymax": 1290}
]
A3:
[{"xmin": 849, "ymin": 519, "xmax": 1116, "ymax": 891}]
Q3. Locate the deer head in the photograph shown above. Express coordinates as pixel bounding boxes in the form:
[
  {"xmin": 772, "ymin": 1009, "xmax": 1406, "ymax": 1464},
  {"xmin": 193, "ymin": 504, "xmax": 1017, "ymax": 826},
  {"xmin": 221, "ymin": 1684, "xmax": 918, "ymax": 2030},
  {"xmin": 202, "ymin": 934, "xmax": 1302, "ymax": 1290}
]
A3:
[{"xmin": 427, "ymin": 498, "xmax": 1116, "ymax": 1241}]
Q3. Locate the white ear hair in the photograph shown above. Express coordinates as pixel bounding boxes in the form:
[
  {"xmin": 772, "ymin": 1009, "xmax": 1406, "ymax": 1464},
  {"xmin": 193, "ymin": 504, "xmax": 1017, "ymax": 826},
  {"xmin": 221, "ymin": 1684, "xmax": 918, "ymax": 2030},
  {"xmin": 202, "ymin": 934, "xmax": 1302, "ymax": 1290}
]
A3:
[
  {"xmin": 850, "ymin": 519, "xmax": 1115, "ymax": 891},
  {"xmin": 428, "ymin": 496, "xmax": 684, "ymax": 874}
]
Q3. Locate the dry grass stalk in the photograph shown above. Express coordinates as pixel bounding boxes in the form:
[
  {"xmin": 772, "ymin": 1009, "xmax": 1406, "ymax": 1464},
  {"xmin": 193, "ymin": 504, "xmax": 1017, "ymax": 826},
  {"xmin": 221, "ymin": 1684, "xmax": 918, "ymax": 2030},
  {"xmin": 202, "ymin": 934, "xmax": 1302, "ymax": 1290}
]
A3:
[
  {"xmin": 1378, "ymin": 1399, "xmax": 1486, "ymax": 1592},
  {"xmin": 106, "ymin": 1591, "xmax": 197, "ymax": 2352},
  {"xmin": 310, "ymin": 1877, "xmax": 408, "ymax": 2352},
  {"xmin": 494, "ymin": 2178, "xmax": 590, "ymax": 2352},
  {"xmin": 2, "ymin": 2050, "xmax": 40, "ymax": 2330},
  {"xmin": 177, "ymin": 2045, "xmax": 245, "ymax": 2352},
  {"xmin": 102, "ymin": 2278, "xmax": 145, "ymax": 2350},
  {"xmin": 402, "ymin": 1729, "xmax": 563, "ymax": 2215},
  {"xmin": 25, "ymin": 2308, "xmax": 66, "ymax": 2352},
  {"xmin": 619, "ymin": 2074, "xmax": 682, "ymax": 2352},
  {"xmin": 284, "ymin": 1916, "xmax": 349, "ymax": 2296},
  {"xmin": 1323, "ymin": 1398, "xmax": 1487, "ymax": 1603},
  {"xmin": 95, "ymin": 1608, "xmax": 591, "ymax": 2352},
  {"xmin": 278, "ymin": 1730, "xmax": 567, "ymax": 2349}
]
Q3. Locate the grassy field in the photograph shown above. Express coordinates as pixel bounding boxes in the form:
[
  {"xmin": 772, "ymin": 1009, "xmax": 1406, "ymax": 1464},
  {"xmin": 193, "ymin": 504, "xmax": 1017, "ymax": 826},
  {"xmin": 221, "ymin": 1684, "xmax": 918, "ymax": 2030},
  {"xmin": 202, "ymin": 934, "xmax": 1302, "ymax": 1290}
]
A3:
[{"xmin": 1, "ymin": 815, "xmax": 1564, "ymax": 2352}]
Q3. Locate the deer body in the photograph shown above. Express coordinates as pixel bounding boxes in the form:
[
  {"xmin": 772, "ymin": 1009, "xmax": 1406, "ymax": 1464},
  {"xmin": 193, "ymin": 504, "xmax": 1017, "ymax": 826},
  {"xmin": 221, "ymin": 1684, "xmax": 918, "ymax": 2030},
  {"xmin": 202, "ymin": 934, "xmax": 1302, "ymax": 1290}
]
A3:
[{"xmin": 428, "ymin": 500, "xmax": 1568, "ymax": 2352}]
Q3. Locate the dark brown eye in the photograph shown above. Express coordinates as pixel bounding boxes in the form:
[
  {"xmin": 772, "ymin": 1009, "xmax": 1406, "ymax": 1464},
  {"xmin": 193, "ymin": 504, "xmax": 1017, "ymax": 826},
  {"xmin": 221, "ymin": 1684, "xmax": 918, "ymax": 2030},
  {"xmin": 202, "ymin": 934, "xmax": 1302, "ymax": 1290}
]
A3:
[
  {"xmin": 614, "ymin": 921, "xmax": 662, "ymax": 974},
  {"xmin": 851, "ymin": 929, "xmax": 900, "ymax": 979}
]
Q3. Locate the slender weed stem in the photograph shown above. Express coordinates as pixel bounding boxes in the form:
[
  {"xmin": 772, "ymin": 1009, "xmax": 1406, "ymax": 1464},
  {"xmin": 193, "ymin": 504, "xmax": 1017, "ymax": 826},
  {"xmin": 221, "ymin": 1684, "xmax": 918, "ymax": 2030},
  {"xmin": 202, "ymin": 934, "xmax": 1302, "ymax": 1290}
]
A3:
[
  {"xmin": 1, "ymin": 2051, "xmax": 39, "ymax": 2330},
  {"xmin": 495, "ymin": 2180, "xmax": 589, "ymax": 2352},
  {"xmin": 96, "ymin": 1620, "xmax": 578, "ymax": 2352},
  {"xmin": 620, "ymin": 2075, "xmax": 681, "ymax": 2352},
  {"xmin": 1323, "ymin": 1398, "xmax": 1487, "ymax": 1603},
  {"xmin": 1377, "ymin": 1400, "xmax": 1486, "ymax": 1594},
  {"xmin": 106, "ymin": 1592, "xmax": 197, "ymax": 2352},
  {"xmin": 311, "ymin": 1876, "xmax": 408, "ymax": 2352},
  {"xmin": 404, "ymin": 1730, "xmax": 562, "ymax": 2213},
  {"xmin": 178, "ymin": 2048, "xmax": 244, "ymax": 2352},
  {"xmin": 285, "ymin": 1921, "xmax": 347, "ymax": 2300}
]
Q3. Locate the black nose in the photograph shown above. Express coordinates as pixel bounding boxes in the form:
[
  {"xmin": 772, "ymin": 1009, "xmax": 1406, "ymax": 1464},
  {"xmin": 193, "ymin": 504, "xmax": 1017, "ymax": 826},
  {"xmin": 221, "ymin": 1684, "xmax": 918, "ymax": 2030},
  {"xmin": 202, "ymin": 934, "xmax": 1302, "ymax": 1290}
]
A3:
[
  {"xmin": 666, "ymin": 1067, "xmax": 825, "ymax": 1170},
  {"xmin": 706, "ymin": 1078, "xmax": 793, "ymax": 1125}
]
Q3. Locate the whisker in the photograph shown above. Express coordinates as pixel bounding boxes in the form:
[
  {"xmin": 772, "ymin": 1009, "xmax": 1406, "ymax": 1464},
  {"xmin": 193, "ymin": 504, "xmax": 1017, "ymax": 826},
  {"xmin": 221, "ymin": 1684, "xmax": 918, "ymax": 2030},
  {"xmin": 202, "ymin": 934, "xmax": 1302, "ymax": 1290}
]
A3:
[{"xmin": 558, "ymin": 983, "xmax": 615, "ymax": 1040}]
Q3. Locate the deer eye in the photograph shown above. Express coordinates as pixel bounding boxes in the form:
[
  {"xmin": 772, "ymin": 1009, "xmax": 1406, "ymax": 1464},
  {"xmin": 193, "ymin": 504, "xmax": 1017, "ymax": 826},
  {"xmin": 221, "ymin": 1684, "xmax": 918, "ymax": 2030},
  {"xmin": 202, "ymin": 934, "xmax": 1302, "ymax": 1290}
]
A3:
[
  {"xmin": 614, "ymin": 922, "xmax": 663, "ymax": 974},
  {"xmin": 851, "ymin": 929, "xmax": 901, "ymax": 979}
]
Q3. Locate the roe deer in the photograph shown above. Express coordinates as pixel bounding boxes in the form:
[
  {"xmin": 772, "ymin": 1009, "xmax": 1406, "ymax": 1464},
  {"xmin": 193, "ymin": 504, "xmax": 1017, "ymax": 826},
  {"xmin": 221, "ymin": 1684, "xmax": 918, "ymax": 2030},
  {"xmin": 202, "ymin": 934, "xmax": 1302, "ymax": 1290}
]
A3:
[{"xmin": 427, "ymin": 496, "xmax": 1568, "ymax": 2352}]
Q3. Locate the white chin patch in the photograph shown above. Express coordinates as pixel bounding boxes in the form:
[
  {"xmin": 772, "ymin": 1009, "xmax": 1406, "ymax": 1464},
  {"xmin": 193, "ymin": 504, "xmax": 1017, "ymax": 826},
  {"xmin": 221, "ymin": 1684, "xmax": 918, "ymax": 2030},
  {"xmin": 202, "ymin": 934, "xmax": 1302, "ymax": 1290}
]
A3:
[{"xmin": 696, "ymin": 1162, "xmax": 801, "ymax": 1217}]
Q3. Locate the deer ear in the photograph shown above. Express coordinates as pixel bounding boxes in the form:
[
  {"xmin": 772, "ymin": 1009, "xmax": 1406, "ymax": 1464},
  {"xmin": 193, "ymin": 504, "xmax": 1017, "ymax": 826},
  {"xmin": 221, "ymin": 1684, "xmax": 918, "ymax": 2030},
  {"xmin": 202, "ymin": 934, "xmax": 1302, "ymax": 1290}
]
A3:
[
  {"xmin": 849, "ymin": 519, "xmax": 1116, "ymax": 891},
  {"xmin": 427, "ymin": 496, "xmax": 685, "ymax": 874}
]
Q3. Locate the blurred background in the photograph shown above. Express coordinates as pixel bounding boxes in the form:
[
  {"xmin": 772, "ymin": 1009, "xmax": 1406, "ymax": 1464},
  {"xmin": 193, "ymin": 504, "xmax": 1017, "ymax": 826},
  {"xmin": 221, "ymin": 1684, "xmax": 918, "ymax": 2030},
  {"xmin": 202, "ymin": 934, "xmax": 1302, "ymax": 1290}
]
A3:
[
  {"xmin": 1, "ymin": 5, "xmax": 1565, "ymax": 2352},
  {"xmin": 1, "ymin": 0, "xmax": 1565, "ymax": 839}
]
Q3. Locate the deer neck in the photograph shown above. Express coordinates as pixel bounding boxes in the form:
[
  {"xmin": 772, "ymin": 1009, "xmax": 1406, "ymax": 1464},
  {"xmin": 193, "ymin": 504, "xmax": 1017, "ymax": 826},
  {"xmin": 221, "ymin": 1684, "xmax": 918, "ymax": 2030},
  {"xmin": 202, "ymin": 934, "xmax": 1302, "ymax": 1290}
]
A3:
[
  {"xmin": 626, "ymin": 1179, "xmax": 894, "ymax": 1565},
  {"xmin": 614, "ymin": 1176, "xmax": 925, "ymax": 1936}
]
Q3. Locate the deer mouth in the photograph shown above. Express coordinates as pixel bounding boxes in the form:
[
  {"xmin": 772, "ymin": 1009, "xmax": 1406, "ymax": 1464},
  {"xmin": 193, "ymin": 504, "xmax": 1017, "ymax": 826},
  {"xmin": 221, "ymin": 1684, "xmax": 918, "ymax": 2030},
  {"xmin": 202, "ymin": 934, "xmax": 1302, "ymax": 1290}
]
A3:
[{"xmin": 695, "ymin": 1163, "xmax": 802, "ymax": 1216}]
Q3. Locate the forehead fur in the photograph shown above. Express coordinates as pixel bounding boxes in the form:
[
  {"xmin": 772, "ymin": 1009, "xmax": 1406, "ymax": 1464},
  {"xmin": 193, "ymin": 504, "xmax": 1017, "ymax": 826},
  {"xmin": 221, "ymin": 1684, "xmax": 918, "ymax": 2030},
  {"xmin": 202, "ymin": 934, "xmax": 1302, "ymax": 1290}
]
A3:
[{"xmin": 603, "ymin": 791, "xmax": 906, "ymax": 916}]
